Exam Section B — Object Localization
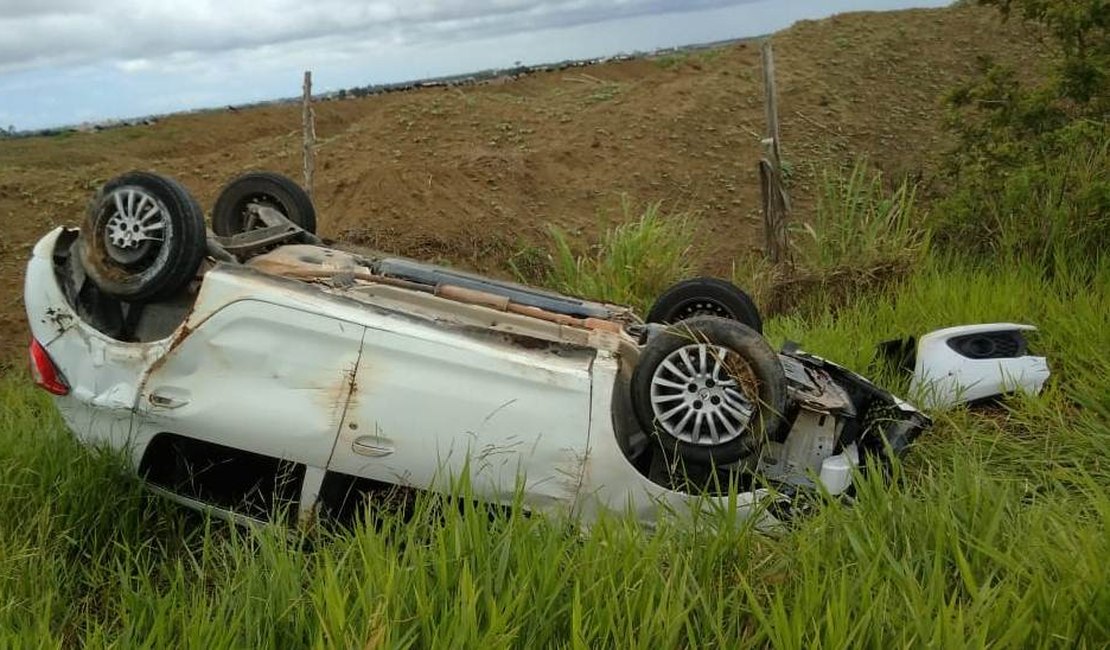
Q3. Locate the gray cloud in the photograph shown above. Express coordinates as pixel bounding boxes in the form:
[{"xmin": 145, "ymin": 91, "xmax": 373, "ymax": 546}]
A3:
[{"xmin": 0, "ymin": 0, "xmax": 752, "ymax": 73}]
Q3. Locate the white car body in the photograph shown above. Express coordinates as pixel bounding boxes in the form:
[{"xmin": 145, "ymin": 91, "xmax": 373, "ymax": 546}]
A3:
[{"xmin": 26, "ymin": 227, "xmax": 925, "ymax": 526}]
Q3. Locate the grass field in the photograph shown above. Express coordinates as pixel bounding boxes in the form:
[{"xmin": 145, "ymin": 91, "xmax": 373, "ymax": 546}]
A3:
[{"xmin": 2, "ymin": 235, "xmax": 1107, "ymax": 646}]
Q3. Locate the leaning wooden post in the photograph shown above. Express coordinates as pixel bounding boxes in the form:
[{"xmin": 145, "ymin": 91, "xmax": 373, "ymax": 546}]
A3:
[
  {"xmin": 302, "ymin": 70, "xmax": 316, "ymax": 198},
  {"xmin": 759, "ymin": 40, "xmax": 791, "ymax": 268}
]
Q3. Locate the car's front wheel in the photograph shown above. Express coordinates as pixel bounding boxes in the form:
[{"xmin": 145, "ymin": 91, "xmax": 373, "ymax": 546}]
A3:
[{"xmin": 631, "ymin": 316, "xmax": 786, "ymax": 466}]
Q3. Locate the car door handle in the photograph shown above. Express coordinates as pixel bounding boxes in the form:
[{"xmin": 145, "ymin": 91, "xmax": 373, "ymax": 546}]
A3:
[
  {"xmin": 352, "ymin": 436, "xmax": 394, "ymax": 458},
  {"xmin": 148, "ymin": 390, "xmax": 189, "ymax": 409}
]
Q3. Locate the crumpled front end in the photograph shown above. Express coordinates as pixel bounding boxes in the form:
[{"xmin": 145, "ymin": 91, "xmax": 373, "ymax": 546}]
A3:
[{"xmin": 782, "ymin": 348, "xmax": 931, "ymax": 466}]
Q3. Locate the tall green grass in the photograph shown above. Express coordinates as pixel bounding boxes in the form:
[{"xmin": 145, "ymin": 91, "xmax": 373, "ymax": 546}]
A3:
[
  {"xmin": 731, "ymin": 160, "xmax": 930, "ymax": 313},
  {"xmin": 540, "ymin": 199, "xmax": 693, "ymax": 313},
  {"xmin": 799, "ymin": 161, "xmax": 929, "ymax": 274}
]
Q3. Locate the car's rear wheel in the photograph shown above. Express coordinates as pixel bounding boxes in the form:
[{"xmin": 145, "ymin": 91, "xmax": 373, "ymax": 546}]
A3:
[
  {"xmin": 646, "ymin": 277, "xmax": 763, "ymax": 333},
  {"xmin": 77, "ymin": 172, "xmax": 207, "ymax": 302},
  {"xmin": 212, "ymin": 171, "xmax": 316, "ymax": 236},
  {"xmin": 631, "ymin": 316, "xmax": 786, "ymax": 466}
]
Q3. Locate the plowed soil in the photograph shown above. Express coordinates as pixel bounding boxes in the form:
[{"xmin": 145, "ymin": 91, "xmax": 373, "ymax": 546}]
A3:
[{"xmin": 0, "ymin": 4, "xmax": 1047, "ymax": 367}]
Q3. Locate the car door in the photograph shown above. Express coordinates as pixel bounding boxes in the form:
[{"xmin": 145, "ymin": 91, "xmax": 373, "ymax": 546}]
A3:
[
  {"xmin": 326, "ymin": 319, "xmax": 595, "ymax": 511},
  {"xmin": 133, "ymin": 298, "xmax": 365, "ymax": 470}
]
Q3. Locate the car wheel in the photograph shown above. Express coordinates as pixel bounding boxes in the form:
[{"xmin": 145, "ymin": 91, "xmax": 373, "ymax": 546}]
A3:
[
  {"xmin": 631, "ymin": 316, "xmax": 786, "ymax": 466},
  {"xmin": 77, "ymin": 171, "xmax": 207, "ymax": 302},
  {"xmin": 646, "ymin": 277, "xmax": 763, "ymax": 333},
  {"xmin": 212, "ymin": 171, "xmax": 316, "ymax": 236}
]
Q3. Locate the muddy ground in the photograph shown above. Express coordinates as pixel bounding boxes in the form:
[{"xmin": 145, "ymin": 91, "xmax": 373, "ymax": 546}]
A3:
[{"xmin": 0, "ymin": 4, "xmax": 1046, "ymax": 367}]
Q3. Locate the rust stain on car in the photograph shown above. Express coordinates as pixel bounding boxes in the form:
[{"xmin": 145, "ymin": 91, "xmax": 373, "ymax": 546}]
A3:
[
  {"xmin": 137, "ymin": 320, "xmax": 194, "ymax": 388},
  {"xmin": 320, "ymin": 350, "xmax": 362, "ymax": 436}
]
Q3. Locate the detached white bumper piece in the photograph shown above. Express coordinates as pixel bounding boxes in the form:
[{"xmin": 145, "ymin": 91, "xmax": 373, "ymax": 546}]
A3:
[{"xmin": 911, "ymin": 323, "xmax": 1050, "ymax": 409}]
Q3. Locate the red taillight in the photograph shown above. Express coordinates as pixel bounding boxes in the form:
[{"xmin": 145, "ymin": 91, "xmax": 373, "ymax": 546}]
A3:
[{"xmin": 29, "ymin": 339, "xmax": 69, "ymax": 396}]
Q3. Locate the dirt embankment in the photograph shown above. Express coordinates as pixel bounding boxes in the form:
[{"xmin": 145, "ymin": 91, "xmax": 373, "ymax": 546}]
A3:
[{"xmin": 0, "ymin": 4, "xmax": 1046, "ymax": 368}]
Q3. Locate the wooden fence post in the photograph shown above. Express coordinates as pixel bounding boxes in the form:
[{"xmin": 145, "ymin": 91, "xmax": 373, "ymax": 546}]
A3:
[
  {"xmin": 759, "ymin": 41, "xmax": 791, "ymax": 268},
  {"xmin": 302, "ymin": 70, "xmax": 316, "ymax": 198}
]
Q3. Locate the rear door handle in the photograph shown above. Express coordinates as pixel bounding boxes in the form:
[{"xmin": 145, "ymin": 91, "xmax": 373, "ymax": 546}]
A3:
[
  {"xmin": 148, "ymin": 389, "xmax": 189, "ymax": 409},
  {"xmin": 352, "ymin": 436, "xmax": 394, "ymax": 458}
]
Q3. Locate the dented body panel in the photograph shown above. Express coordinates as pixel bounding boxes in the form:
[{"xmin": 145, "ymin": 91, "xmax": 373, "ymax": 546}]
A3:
[
  {"xmin": 329, "ymin": 319, "xmax": 595, "ymax": 511},
  {"xmin": 26, "ymin": 229, "xmax": 169, "ymax": 457},
  {"xmin": 133, "ymin": 296, "xmax": 365, "ymax": 469}
]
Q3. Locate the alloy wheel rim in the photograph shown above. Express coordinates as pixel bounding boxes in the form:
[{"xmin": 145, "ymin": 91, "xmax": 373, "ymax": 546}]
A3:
[
  {"xmin": 649, "ymin": 343, "xmax": 756, "ymax": 446},
  {"xmin": 103, "ymin": 187, "xmax": 168, "ymax": 264}
]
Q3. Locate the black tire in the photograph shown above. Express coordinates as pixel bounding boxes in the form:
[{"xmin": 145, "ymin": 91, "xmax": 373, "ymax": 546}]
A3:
[
  {"xmin": 631, "ymin": 316, "xmax": 786, "ymax": 466},
  {"xmin": 646, "ymin": 277, "xmax": 763, "ymax": 333},
  {"xmin": 77, "ymin": 172, "xmax": 207, "ymax": 302},
  {"xmin": 211, "ymin": 171, "xmax": 316, "ymax": 236}
]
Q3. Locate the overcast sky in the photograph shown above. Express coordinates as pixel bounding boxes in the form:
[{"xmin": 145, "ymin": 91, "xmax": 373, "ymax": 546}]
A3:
[{"xmin": 0, "ymin": 0, "xmax": 951, "ymax": 131}]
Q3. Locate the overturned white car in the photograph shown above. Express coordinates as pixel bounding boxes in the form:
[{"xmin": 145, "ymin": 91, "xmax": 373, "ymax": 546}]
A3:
[{"xmin": 25, "ymin": 171, "xmax": 932, "ymax": 526}]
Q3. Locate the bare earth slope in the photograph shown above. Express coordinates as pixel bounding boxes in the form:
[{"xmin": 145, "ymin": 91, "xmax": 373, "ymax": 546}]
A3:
[{"xmin": 0, "ymin": 4, "xmax": 1047, "ymax": 366}]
